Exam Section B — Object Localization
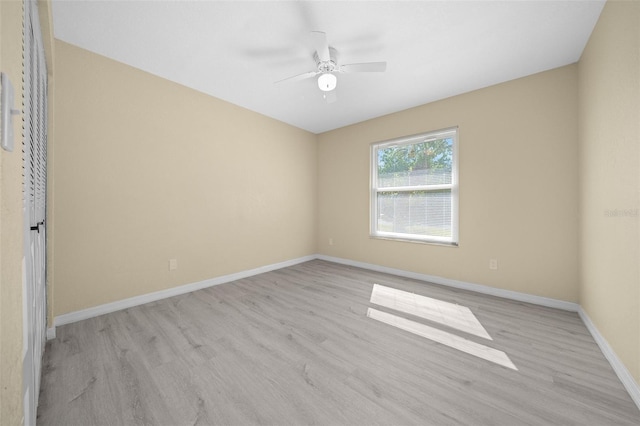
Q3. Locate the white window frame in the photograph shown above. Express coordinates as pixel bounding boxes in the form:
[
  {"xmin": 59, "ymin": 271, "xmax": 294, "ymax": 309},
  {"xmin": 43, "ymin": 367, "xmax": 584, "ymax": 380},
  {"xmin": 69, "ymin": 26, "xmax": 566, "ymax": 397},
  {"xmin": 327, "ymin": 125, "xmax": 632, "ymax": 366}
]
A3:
[{"xmin": 370, "ymin": 127, "xmax": 459, "ymax": 246}]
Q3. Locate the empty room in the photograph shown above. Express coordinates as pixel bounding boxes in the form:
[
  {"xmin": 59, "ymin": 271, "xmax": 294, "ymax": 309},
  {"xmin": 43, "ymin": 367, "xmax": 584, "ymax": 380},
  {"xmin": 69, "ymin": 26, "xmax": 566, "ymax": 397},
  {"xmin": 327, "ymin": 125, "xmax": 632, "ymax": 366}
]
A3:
[{"xmin": 1, "ymin": 0, "xmax": 639, "ymax": 425}]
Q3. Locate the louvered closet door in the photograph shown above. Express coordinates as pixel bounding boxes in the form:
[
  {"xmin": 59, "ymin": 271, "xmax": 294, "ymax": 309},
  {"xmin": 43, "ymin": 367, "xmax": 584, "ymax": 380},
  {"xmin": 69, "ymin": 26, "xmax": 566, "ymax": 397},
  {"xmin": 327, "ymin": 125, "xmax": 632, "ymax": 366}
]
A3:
[{"xmin": 22, "ymin": 0, "xmax": 48, "ymax": 424}]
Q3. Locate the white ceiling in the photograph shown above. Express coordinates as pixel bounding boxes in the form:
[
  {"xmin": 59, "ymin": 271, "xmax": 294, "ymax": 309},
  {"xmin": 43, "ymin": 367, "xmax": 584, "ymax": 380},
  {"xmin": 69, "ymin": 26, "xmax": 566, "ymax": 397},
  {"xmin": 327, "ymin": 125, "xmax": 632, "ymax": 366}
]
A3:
[{"xmin": 51, "ymin": 0, "xmax": 605, "ymax": 134}]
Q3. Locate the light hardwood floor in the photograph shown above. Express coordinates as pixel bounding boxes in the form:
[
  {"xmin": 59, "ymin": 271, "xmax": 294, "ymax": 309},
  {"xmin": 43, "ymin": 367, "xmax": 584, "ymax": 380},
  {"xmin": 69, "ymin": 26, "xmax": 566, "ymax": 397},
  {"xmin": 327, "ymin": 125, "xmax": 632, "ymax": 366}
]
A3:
[{"xmin": 38, "ymin": 260, "xmax": 640, "ymax": 425}]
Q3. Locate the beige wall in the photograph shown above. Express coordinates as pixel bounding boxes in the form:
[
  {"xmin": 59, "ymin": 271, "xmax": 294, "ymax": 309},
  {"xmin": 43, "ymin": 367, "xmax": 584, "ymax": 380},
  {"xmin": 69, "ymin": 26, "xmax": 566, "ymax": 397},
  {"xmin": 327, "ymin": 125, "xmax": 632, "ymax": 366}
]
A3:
[
  {"xmin": 318, "ymin": 65, "xmax": 580, "ymax": 302},
  {"xmin": 0, "ymin": 1, "xmax": 25, "ymax": 423},
  {"xmin": 578, "ymin": 0, "xmax": 640, "ymax": 384},
  {"xmin": 52, "ymin": 41, "xmax": 317, "ymax": 315}
]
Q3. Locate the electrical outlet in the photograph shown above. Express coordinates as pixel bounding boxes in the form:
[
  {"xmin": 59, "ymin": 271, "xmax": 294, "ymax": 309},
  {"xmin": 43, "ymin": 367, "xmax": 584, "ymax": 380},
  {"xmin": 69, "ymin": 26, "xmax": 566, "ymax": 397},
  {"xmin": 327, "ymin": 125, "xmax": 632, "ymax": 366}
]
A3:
[
  {"xmin": 489, "ymin": 259, "xmax": 498, "ymax": 270},
  {"xmin": 169, "ymin": 259, "xmax": 178, "ymax": 271},
  {"xmin": 329, "ymin": 238, "xmax": 334, "ymax": 246}
]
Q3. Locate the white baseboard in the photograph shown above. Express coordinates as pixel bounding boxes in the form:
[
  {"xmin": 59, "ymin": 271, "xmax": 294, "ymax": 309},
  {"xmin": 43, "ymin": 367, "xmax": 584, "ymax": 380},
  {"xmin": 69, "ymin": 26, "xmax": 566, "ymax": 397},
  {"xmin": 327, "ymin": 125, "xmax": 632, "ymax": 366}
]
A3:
[
  {"xmin": 316, "ymin": 255, "xmax": 580, "ymax": 312},
  {"xmin": 46, "ymin": 327, "xmax": 56, "ymax": 341},
  {"xmin": 49, "ymin": 253, "xmax": 638, "ymax": 411},
  {"xmin": 578, "ymin": 307, "xmax": 640, "ymax": 410},
  {"xmin": 52, "ymin": 255, "xmax": 316, "ymax": 329},
  {"xmin": 52, "ymin": 253, "xmax": 579, "ymax": 329}
]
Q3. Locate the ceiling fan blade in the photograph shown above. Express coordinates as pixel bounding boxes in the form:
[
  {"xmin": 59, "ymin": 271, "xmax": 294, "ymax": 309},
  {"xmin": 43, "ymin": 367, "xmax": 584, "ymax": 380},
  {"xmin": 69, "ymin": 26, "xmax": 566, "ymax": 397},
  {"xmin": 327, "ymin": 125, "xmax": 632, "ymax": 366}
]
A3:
[
  {"xmin": 340, "ymin": 61, "xmax": 387, "ymax": 73},
  {"xmin": 274, "ymin": 70, "xmax": 318, "ymax": 85},
  {"xmin": 322, "ymin": 90, "xmax": 337, "ymax": 104},
  {"xmin": 311, "ymin": 31, "xmax": 331, "ymax": 62}
]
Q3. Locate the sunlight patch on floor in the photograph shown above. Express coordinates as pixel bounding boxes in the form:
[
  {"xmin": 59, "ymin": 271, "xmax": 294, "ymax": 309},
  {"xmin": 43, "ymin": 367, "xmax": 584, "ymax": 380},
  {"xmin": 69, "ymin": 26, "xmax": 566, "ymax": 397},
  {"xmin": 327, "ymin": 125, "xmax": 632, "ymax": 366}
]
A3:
[
  {"xmin": 368, "ymin": 285, "xmax": 517, "ymax": 370},
  {"xmin": 370, "ymin": 284, "xmax": 492, "ymax": 339}
]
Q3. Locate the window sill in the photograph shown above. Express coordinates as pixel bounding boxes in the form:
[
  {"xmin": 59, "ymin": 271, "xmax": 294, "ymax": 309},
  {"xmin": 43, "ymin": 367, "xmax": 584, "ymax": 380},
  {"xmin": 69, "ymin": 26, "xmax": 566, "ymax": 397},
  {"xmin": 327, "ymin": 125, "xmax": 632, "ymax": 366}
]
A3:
[{"xmin": 370, "ymin": 235, "xmax": 459, "ymax": 247}]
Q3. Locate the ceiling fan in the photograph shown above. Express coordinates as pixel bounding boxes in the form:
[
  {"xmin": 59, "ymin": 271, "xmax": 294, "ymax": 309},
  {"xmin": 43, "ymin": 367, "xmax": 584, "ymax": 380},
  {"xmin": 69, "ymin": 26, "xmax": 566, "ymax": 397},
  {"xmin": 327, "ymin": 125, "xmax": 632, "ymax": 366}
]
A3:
[{"xmin": 275, "ymin": 31, "xmax": 387, "ymax": 103}]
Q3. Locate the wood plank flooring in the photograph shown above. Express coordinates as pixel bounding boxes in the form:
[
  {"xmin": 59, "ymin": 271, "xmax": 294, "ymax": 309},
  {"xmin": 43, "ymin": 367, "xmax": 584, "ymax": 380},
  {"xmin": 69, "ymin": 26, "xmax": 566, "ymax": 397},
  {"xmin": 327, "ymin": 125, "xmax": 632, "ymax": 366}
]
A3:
[{"xmin": 37, "ymin": 260, "xmax": 640, "ymax": 425}]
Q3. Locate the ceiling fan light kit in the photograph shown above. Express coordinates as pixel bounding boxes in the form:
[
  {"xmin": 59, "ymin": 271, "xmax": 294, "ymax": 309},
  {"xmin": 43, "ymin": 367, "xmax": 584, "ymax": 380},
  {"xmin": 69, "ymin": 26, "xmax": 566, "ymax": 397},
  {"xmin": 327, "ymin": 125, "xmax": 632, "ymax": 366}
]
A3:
[{"xmin": 318, "ymin": 73, "xmax": 337, "ymax": 92}]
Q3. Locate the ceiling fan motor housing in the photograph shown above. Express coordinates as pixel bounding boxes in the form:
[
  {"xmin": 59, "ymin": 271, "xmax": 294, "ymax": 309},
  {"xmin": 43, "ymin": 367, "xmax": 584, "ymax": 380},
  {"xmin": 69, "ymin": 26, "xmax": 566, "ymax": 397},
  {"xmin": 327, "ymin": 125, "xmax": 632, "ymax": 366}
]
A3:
[{"xmin": 314, "ymin": 47, "xmax": 339, "ymax": 73}]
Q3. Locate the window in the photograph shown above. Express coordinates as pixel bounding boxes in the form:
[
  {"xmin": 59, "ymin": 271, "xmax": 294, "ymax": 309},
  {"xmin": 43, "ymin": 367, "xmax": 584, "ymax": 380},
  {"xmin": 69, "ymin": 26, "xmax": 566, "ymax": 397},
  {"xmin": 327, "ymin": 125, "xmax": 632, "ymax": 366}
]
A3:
[{"xmin": 370, "ymin": 127, "xmax": 458, "ymax": 245}]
